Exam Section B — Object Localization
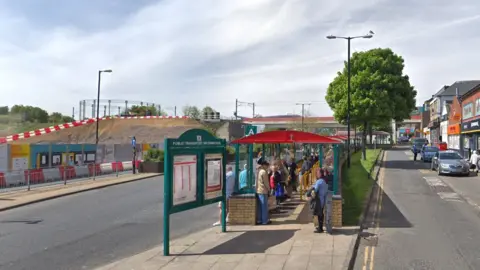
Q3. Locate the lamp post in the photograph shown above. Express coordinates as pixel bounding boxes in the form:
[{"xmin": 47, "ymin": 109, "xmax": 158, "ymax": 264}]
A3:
[
  {"xmin": 93, "ymin": 69, "xmax": 112, "ymax": 180},
  {"xmin": 326, "ymin": 31, "xmax": 374, "ymax": 168}
]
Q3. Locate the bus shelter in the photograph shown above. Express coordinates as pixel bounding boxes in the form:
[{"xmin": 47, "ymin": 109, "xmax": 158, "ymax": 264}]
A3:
[{"xmin": 227, "ymin": 130, "xmax": 344, "ymax": 226}]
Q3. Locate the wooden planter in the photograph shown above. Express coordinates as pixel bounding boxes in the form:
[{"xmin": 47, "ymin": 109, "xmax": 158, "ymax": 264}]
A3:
[{"xmin": 139, "ymin": 161, "xmax": 164, "ymax": 173}]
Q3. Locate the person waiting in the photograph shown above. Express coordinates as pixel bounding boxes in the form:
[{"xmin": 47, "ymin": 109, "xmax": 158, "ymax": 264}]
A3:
[{"xmin": 306, "ymin": 168, "xmax": 328, "ymax": 233}]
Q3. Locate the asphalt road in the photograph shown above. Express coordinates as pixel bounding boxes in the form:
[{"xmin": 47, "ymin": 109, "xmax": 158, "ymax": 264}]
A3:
[
  {"xmin": 355, "ymin": 147, "xmax": 480, "ymax": 270},
  {"xmin": 0, "ymin": 176, "xmax": 218, "ymax": 270}
]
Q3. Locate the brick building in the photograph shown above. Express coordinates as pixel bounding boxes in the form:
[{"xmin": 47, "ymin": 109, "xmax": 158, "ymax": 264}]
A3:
[
  {"xmin": 460, "ymin": 84, "xmax": 480, "ymax": 155},
  {"xmin": 447, "ymin": 96, "xmax": 462, "ymax": 149}
]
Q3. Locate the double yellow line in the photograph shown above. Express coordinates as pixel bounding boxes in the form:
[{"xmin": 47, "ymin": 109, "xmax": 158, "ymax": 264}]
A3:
[{"xmin": 362, "ymin": 152, "xmax": 387, "ymax": 270}]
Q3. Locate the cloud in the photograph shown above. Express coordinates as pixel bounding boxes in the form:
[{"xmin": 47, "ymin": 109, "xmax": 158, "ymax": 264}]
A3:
[{"xmin": 0, "ymin": 0, "xmax": 479, "ymax": 119}]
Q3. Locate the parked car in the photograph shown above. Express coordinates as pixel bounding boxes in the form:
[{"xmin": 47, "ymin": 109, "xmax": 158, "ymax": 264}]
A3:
[
  {"xmin": 431, "ymin": 150, "xmax": 470, "ymax": 176},
  {"xmin": 421, "ymin": 146, "xmax": 439, "ymax": 162},
  {"xmin": 412, "ymin": 138, "xmax": 428, "ymax": 145}
]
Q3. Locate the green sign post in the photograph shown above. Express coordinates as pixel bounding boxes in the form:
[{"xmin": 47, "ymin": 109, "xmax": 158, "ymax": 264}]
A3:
[
  {"xmin": 244, "ymin": 125, "xmax": 257, "ymax": 136},
  {"xmin": 163, "ymin": 129, "xmax": 227, "ymax": 256},
  {"xmin": 244, "ymin": 125, "xmax": 257, "ymax": 190}
]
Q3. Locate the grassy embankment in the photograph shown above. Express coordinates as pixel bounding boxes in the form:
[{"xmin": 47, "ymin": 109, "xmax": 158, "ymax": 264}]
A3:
[{"xmin": 342, "ymin": 149, "xmax": 381, "ymax": 225}]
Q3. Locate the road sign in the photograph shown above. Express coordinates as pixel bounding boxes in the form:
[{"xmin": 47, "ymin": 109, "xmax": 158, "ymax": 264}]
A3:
[
  {"xmin": 131, "ymin": 137, "xmax": 136, "ymax": 147},
  {"xmin": 244, "ymin": 125, "xmax": 257, "ymax": 136}
]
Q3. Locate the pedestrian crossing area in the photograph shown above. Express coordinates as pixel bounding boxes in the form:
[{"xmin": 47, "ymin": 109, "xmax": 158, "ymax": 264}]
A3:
[{"xmin": 423, "ymin": 176, "xmax": 464, "ymax": 203}]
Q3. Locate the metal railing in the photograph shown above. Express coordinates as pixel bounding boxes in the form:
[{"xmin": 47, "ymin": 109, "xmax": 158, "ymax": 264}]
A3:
[{"xmin": 0, "ymin": 162, "xmax": 136, "ymax": 192}]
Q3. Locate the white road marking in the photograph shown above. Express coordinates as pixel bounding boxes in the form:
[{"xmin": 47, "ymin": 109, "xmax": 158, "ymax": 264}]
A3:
[
  {"xmin": 437, "ymin": 192, "xmax": 463, "ymax": 202},
  {"xmin": 423, "ymin": 177, "xmax": 465, "ymax": 203},
  {"xmin": 404, "ymin": 151, "xmax": 412, "ymax": 156},
  {"xmin": 423, "ymin": 177, "xmax": 448, "ymax": 187}
]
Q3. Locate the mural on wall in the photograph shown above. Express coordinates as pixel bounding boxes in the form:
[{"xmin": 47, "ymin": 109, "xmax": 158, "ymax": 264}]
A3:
[
  {"xmin": 0, "ymin": 143, "xmax": 153, "ymax": 173},
  {"xmin": 10, "ymin": 144, "xmax": 30, "ymax": 171}
]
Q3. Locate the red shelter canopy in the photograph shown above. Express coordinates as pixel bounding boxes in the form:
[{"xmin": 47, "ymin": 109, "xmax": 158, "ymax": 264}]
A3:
[
  {"xmin": 231, "ymin": 130, "xmax": 341, "ymax": 144},
  {"xmin": 328, "ymin": 135, "xmax": 348, "ymax": 141}
]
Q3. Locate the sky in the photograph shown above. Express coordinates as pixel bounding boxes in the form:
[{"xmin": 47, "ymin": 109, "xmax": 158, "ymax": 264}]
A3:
[{"xmin": 1, "ymin": 0, "xmax": 479, "ymax": 119}]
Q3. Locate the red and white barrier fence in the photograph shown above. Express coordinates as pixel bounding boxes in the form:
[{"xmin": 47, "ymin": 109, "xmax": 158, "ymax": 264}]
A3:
[{"xmin": 0, "ymin": 160, "xmax": 142, "ymax": 188}]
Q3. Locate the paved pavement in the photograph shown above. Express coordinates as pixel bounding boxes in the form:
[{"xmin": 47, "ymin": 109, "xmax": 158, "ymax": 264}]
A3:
[
  {"xmin": 95, "ymin": 220, "xmax": 356, "ymax": 270},
  {"xmin": 355, "ymin": 147, "xmax": 480, "ymax": 269},
  {"xmin": 0, "ymin": 175, "xmax": 218, "ymax": 270}
]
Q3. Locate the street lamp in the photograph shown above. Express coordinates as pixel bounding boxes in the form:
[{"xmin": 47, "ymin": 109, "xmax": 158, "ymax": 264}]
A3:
[
  {"xmin": 326, "ymin": 31, "xmax": 374, "ymax": 168},
  {"xmin": 93, "ymin": 69, "xmax": 112, "ymax": 180}
]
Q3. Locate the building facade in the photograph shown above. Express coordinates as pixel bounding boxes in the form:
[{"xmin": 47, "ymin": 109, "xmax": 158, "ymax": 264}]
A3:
[
  {"xmin": 421, "ymin": 98, "xmax": 432, "ymax": 138},
  {"xmin": 460, "ymin": 84, "xmax": 480, "ymax": 155},
  {"xmin": 429, "ymin": 96, "xmax": 442, "ymax": 144},
  {"xmin": 447, "ymin": 96, "xmax": 462, "ymax": 149},
  {"xmin": 439, "ymin": 100, "xmax": 451, "ymax": 143},
  {"xmin": 428, "ymin": 81, "xmax": 480, "ymax": 145}
]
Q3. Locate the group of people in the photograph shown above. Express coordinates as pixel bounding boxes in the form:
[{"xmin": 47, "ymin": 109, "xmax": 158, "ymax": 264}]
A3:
[
  {"xmin": 254, "ymin": 152, "xmax": 299, "ymax": 225},
  {"xmin": 213, "ymin": 151, "xmax": 330, "ymax": 233}
]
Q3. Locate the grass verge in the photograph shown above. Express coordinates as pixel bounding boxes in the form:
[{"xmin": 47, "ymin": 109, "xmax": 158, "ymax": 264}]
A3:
[{"xmin": 342, "ymin": 149, "xmax": 381, "ymax": 226}]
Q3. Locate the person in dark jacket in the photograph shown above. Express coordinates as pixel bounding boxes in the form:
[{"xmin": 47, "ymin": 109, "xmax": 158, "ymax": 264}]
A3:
[
  {"xmin": 273, "ymin": 164, "xmax": 284, "ymax": 206},
  {"xmin": 288, "ymin": 157, "xmax": 297, "ymax": 192},
  {"xmin": 301, "ymin": 156, "xmax": 310, "ymax": 174}
]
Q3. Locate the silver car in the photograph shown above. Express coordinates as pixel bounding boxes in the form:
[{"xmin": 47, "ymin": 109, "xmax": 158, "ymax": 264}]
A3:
[{"xmin": 431, "ymin": 150, "xmax": 469, "ymax": 176}]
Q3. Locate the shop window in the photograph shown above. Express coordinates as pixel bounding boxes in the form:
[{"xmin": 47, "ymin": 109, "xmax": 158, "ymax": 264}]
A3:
[
  {"xmin": 51, "ymin": 154, "xmax": 62, "ymax": 166},
  {"xmin": 476, "ymin": 99, "xmax": 480, "ymax": 116},
  {"xmin": 463, "ymin": 102, "xmax": 473, "ymax": 119},
  {"xmin": 39, "ymin": 153, "xmax": 49, "ymax": 168}
]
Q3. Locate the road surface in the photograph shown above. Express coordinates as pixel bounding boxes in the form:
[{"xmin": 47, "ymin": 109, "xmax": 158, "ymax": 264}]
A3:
[
  {"xmin": 355, "ymin": 147, "xmax": 480, "ymax": 270},
  {"xmin": 0, "ymin": 176, "xmax": 218, "ymax": 270}
]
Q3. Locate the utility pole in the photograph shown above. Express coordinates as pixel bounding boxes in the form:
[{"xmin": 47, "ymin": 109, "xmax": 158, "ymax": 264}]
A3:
[
  {"xmin": 234, "ymin": 99, "xmax": 238, "ymax": 120},
  {"xmin": 234, "ymin": 99, "xmax": 255, "ymax": 118},
  {"xmin": 236, "ymin": 100, "xmax": 255, "ymax": 118},
  {"xmin": 296, "ymin": 103, "xmax": 311, "ymax": 131},
  {"xmin": 326, "ymin": 31, "xmax": 374, "ymax": 168},
  {"xmin": 174, "ymin": 106, "xmax": 177, "ymax": 116}
]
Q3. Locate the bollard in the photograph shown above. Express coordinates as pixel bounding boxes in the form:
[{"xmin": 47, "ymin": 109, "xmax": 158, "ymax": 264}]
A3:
[
  {"xmin": 299, "ymin": 173, "xmax": 303, "ymax": 200},
  {"xmin": 27, "ymin": 170, "xmax": 31, "ymax": 191},
  {"xmin": 325, "ymin": 191, "xmax": 333, "ymax": 234},
  {"xmin": 64, "ymin": 167, "xmax": 67, "ymax": 185},
  {"xmin": 116, "ymin": 162, "xmax": 119, "ymax": 177}
]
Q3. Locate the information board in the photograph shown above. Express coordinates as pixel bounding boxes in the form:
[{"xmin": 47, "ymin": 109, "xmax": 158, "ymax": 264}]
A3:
[
  {"xmin": 173, "ymin": 155, "xmax": 197, "ymax": 206},
  {"xmin": 204, "ymin": 153, "xmax": 223, "ymax": 200}
]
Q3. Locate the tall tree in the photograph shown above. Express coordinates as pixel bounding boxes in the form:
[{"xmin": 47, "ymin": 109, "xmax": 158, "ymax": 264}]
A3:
[
  {"xmin": 326, "ymin": 48, "xmax": 416, "ymax": 159},
  {"xmin": 0, "ymin": 106, "xmax": 8, "ymax": 115},
  {"xmin": 10, "ymin": 105, "xmax": 49, "ymax": 123},
  {"xmin": 182, "ymin": 105, "xmax": 201, "ymax": 118},
  {"xmin": 201, "ymin": 106, "xmax": 216, "ymax": 116}
]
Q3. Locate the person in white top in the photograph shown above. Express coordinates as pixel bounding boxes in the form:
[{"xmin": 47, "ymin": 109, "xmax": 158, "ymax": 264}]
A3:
[
  {"xmin": 470, "ymin": 150, "xmax": 479, "ymax": 173},
  {"xmin": 213, "ymin": 166, "xmax": 235, "ymax": 226}
]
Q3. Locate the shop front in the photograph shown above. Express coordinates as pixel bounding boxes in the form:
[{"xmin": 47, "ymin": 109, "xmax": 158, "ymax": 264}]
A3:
[
  {"xmin": 461, "ymin": 118, "xmax": 480, "ymax": 157},
  {"xmin": 428, "ymin": 119, "xmax": 440, "ymax": 145},
  {"xmin": 447, "ymin": 124, "xmax": 461, "ymax": 149}
]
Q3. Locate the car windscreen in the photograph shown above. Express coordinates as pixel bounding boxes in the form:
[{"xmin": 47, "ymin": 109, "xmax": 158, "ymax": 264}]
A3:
[
  {"xmin": 439, "ymin": 152, "xmax": 462, "ymax": 160},
  {"xmin": 424, "ymin": 147, "xmax": 439, "ymax": 152}
]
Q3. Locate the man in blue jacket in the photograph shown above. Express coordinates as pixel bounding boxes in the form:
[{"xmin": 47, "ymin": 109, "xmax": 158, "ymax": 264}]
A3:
[{"xmin": 306, "ymin": 168, "xmax": 328, "ymax": 233}]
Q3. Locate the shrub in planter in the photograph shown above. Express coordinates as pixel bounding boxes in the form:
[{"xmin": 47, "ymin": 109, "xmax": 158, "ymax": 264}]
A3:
[{"xmin": 140, "ymin": 148, "xmax": 165, "ymax": 173}]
